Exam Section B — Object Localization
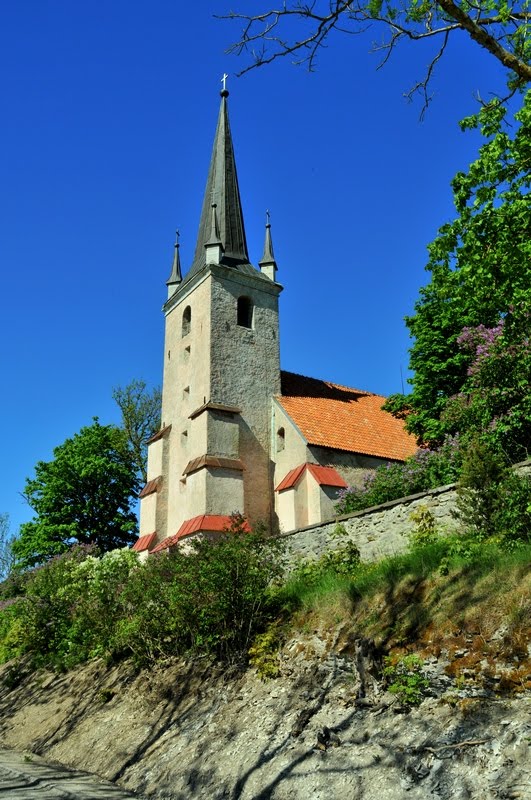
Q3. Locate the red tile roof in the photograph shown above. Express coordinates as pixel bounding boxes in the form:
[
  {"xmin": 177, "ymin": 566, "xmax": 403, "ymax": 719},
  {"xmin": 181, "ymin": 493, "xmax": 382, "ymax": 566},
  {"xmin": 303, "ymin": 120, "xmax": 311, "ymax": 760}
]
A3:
[
  {"xmin": 308, "ymin": 463, "xmax": 348, "ymax": 487},
  {"xmin": 150, "ymin": 514, "xmax": 251, "ymax": 553},
  {"xmin": 276, "ymin": 464, "xmax": 306, "ymax": 492},
  {"xmin": 132, "ymin": 532, "xmax": 157, "ymax": 553},
  {"xmin": 276, "ymin": 462, "xmax": 348, "ymax": 492},
  {"xmin": 277, "ymin": 371, "xmax": 418, "ymax": 462}
]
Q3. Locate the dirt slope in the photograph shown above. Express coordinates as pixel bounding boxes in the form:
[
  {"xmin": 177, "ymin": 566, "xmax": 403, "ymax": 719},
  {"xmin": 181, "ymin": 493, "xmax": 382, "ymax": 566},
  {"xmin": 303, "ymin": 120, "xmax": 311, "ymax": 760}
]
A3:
[{"xmin": 0, "ymin": 630, "xmax": 530, "ymax": 800}]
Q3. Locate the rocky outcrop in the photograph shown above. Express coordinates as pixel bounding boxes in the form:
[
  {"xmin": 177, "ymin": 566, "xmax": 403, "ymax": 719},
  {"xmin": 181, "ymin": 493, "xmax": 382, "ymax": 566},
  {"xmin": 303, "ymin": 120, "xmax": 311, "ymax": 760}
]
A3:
[{"xmin": 0, "ymin": 629, "xmax": 530, "ymax": 799}]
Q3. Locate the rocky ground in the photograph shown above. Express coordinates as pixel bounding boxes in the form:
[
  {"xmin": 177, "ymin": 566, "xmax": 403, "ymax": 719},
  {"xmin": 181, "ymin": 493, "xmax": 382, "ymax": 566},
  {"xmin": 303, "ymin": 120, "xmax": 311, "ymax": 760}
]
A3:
[
  {"xmin": 0, "ymin": 748, "xmax": 140, "ymax": 799},
  {"xmin": 0, "ymin": 627, "xmax": 530, "ymax": 799}
]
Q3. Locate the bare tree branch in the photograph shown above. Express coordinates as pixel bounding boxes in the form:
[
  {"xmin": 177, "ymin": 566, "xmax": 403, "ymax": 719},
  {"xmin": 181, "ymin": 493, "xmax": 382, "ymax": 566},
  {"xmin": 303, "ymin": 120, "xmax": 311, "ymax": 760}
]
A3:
[{"xmin": 220, "ymin": 0, "xmax": 531, "ymax": 106}]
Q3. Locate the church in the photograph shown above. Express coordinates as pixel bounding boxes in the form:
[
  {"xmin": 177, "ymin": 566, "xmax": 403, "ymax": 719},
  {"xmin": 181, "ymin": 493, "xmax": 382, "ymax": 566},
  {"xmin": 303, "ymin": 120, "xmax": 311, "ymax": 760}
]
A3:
[{"xmin": 134, "ymin": 85, "xmax": 417, "ymax": 557}]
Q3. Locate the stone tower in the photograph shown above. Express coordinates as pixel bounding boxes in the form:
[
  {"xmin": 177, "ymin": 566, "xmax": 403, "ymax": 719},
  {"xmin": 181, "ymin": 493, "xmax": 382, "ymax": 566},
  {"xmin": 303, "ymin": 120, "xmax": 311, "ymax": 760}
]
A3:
[{"xmin": 138, "ymin": 87, "xmax": 283, "ymax": 549}]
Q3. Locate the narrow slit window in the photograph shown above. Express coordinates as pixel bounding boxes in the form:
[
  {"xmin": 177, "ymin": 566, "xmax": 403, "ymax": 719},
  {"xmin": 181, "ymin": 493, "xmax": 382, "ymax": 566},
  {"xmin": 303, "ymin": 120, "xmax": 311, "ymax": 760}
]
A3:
[
  {"xmin": 277, "ymin": 427, "xmax": 285, "ymax": 452},
  {"xmin": 182, "ymin": 306, "xmax": 191, "ymax": 337},
  {"xmin": 237, "ymin": 296, "xmax": 253, "ymax": 329}
]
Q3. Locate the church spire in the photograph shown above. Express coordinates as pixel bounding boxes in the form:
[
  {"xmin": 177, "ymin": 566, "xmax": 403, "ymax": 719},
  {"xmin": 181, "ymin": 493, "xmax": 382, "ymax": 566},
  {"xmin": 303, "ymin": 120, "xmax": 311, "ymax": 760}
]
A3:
[
  {"xmin": 189, "ymin": 82, "xmax": 249, "ymax": 275},
  {"xmin": 259, "ymin": 211, "xmax": 278, "ymax": 281},
  {"xmin": 166, "ymin": 229, "xmax": 182, "ymax": 298}
]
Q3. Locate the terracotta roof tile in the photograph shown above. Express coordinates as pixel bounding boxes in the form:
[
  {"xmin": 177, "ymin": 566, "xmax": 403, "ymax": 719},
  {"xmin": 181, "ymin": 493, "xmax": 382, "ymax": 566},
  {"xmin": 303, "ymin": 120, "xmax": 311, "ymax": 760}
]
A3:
[
  {"xmin": 275, "ymin": 464, "xmax": 307, "ymax": 492},
  {"xmin": 278, "ymin": 371, "xmax": 417, "ymax": 462},
  {"xmin": 150, "ymin": 514, "xmax": 251, "ymax": 552},
  {"xmin": 276, "ymin": 462, "xmax": 347, "ymax": 492},
  {"xmin": 307, "ymin": 463, "xmax": 348, "ymax": 488},
  {"xmin": 132, "ymin": 532, "xmax": 157, "ymax": 553}
]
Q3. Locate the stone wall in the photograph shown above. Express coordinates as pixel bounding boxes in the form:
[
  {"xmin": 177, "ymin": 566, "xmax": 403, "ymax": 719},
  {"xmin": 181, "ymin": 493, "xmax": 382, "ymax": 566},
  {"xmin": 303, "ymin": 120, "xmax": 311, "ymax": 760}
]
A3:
[{"xmin": 280, "ymin": 459, "xmax": 531, "ymax": 565}]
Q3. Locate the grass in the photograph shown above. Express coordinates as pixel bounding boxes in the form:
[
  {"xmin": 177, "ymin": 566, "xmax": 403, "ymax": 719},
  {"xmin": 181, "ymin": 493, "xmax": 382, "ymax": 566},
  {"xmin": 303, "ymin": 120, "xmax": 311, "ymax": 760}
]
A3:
[{"xmin": 272, "ymin": 536, "xmax": 531, "ymax": 693}]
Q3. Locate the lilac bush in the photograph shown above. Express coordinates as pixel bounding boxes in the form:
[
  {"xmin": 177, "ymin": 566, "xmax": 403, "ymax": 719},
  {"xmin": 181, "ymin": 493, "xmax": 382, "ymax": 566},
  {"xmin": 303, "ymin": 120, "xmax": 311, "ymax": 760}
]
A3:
[
  {"xmin": 336, "ymin": 436, "xmax": 462, "ymax": 514},
  {"xmin": 443, "ymin": 307, "xmax": 531, "ymax": 462}
]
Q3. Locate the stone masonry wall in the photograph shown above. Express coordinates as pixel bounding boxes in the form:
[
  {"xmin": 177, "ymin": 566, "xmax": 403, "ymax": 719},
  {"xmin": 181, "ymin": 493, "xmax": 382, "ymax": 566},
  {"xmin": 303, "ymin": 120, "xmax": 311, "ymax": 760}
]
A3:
[{"xmin": 280, "ymin": 459, "xmax": 531, "ymax": 566}]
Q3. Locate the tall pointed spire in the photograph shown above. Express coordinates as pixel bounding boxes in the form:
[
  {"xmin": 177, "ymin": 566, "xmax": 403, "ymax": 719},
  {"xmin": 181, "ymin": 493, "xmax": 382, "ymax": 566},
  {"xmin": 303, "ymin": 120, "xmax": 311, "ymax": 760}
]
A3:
[
  {"xmin": 189, "ymin": 83, "xmax": 249, "ymax": 275},
  {"xmin": 166, "ymin": 229, "xmax": 182, "ymax": 297},
  {"xmin": 259, "ymin": 210, "xmax": 278, "ymax": 281}
]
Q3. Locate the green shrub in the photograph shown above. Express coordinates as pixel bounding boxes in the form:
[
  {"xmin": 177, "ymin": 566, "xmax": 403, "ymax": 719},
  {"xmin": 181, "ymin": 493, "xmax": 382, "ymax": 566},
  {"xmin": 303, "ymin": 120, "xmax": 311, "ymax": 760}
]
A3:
[
  {"xmin": 408, "ymin": 505, "xmax": 439, "ymax": 548},
  {"xmin": 115, "ymin": 520, "xmax": 284, "ymax": 666},
  {"xmin": 289, "ymin": 540, "xmax": 361, "ymax": 591},
  {"xmin": 383, "ymin": 653, "xmax": 429, "ymax": 706},
  {"xmin": 0, "ymin": 545, "xmax": 139, "ymax": 669},
  {"xmin": 492, "ymin": 471, "xmax": 531, "ymax": 548},
  {"xmin": 336, "ymin": 437, "xmax": 462, "ymax": 514},
  {"xmin": 455, "ymin": 439, "xmax": 530, "ymax": 549},
  {"xmin": 455, "ymin": 438, "xmax": 508, "ymax": 540},
  {"xmin": 248, "ymin": 621, "xmax": 283, "ymax": 680},
  {"xmin": 0, "ymin": 522, "xmax": 284, "ymax": 670}
]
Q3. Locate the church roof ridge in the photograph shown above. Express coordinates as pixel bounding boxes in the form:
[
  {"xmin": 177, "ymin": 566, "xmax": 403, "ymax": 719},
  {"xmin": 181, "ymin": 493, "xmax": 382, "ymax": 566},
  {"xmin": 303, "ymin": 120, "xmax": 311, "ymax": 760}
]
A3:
[{"xmin": 279, "ymin": 369, "xmax": 374, "ymax": 398}]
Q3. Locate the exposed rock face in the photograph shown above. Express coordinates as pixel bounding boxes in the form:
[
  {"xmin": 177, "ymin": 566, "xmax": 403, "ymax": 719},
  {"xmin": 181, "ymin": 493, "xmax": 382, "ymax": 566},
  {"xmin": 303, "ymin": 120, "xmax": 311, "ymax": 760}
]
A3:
[{"xmin": 0, "ymin": 633, "xmax": 530, "ymax": 800}]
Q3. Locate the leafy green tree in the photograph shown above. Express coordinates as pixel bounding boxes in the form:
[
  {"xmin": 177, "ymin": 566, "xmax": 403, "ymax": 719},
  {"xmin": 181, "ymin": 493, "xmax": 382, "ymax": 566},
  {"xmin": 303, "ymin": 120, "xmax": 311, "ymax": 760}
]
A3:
[
  {"xmin": 225, "ymin": 0, "xmax": 531, "ymax": 109},
  {"xmin": 13, "ymin": 420, "xmax": 140, "ymax": 569},
  {"xmin": 0, "ymin": 514, "xmax": 16, "ymax": 581},
  {"xmin": 385, "ymin": 95, "xmax": 531, "ymax": 446},
  {"xmin": 112, "ymin": 379, "xmax": 161, "ymax": 483}
]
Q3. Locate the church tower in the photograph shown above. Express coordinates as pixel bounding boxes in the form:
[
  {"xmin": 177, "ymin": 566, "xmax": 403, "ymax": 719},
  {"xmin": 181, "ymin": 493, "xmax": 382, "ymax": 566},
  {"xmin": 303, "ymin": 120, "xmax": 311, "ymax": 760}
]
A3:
[{"xmin": 138, "ymin": 86, "xmax": 283, "ymax": 551}]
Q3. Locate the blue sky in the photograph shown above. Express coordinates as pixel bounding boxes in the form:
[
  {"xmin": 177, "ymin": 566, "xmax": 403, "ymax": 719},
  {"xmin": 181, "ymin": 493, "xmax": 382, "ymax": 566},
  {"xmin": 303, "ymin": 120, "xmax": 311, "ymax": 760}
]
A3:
[{"xmin": 1, "ymin": 1, "xmax": 511, "ymax": 533}]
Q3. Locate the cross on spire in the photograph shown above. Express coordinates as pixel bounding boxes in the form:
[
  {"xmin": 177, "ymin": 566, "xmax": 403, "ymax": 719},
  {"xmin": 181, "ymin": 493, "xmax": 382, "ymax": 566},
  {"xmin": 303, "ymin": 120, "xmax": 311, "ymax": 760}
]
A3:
[{"xmin": 221, "ymin": 73, "xmax": 229, "ymax": 93}]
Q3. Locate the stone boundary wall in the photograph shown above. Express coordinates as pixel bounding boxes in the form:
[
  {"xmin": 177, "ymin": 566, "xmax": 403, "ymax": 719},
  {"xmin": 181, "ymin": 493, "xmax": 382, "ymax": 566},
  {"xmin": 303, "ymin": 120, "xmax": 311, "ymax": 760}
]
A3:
[{"xmin": 279, "ymin": 459, "xmax": 531, "ymax": 566}]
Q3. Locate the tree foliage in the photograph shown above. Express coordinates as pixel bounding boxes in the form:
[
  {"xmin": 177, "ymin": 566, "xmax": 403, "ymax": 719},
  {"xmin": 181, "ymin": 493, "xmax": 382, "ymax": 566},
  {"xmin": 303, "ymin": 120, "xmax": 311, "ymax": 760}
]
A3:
[
  {"xmin": 13, "ymin": 420, "xmax": 140, "ymax": 569},
  {"xmin": 0, "ymin": 514, "xmax": 16, "ymax": 582},
  {"xmin": 224, "ymin": 0, "xmax": 531, "ymax": 110},
  {"xmin": 112, "ymin": 379, "xmax": 161, "ymax": 483},
  {"xmin": 455, "ymin": 438, "xmax": 531, "ymax": 547},
  {"xmin": 385, "ymin": 94, "xmax": 531, "ymax": 451},
  {"xmin": 0, "ymin": 518, "xmax": 284, "ymax": 669},
  {"xmin": 442, "ymin": 309, "xmax": 531, "ymax": 460}
]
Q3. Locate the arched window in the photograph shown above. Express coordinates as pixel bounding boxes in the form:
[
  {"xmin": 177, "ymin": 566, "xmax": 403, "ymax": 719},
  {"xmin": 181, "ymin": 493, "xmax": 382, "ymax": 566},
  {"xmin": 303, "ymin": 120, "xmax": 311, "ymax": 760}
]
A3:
[
  {"xmin": 277, "ymin": 427, "xmax": 285, "ymax": 452},
  {"xmin": 237, "ymin": 296, "xmax": 253, "ymax": 329},
  {"xmin": 182, "ymin": 306, "xmax": 191, "ymax": 337}
]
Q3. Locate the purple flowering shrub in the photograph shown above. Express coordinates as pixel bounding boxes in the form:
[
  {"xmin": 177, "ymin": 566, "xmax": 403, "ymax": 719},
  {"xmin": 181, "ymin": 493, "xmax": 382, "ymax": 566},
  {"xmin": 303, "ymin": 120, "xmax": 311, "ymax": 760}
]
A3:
[
  {"xmin": 336, "ymin": 436, "xmax": 462, "ymax": 514},
  {"xmin": 442, "ymin": 307, "xmax": 531, "ymax": 462}
]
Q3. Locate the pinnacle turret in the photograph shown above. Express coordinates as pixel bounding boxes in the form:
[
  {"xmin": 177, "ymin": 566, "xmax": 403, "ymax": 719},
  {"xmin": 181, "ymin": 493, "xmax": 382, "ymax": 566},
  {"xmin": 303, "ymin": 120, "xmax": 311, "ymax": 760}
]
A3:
[
  {"xmin": 205, "ymin": 202, "xmax": 223, "ymax": 264},
  {"xmin": 259, "ymin": 211, "xmax": 278, "ymax": 281},
  {"xmin": 166, "ymin": 230, "xmax": 182, "ymax": 298}
]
